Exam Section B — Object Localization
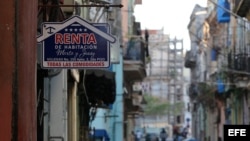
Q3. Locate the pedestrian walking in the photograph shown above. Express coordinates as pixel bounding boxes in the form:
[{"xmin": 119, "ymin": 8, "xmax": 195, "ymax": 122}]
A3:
[
  {"xmin": 130, "ymin": 131, "xmax": 136, "ymax": 141},
  {"xmin": 160, "ymin": 128, "xmax": 168, "ymax": 141},
  {"xmin": 135, "ymin": 130, "xmax": 142, "ymax": 141}
]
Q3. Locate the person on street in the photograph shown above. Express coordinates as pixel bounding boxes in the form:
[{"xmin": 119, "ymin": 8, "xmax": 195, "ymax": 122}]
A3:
[
  {"xmin": 160, "ymin": 128, "xmax": 168, "ymax": 141},
  {"xmin": 173, "ymin": 126, "xmax": 185, "ymax": 141},
  {"xmin": 135, "ymin": 130, "xmax": 142, "ymax": 141},
  {"xmin": 130, "ymin": 131, "xmax": 136, "ymax": 141}
]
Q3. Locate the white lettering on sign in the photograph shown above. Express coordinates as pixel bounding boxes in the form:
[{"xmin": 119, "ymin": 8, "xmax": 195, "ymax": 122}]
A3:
[
  {"xmin": 228, "ymin": 129, "xmax": 246, "ymax": 136},
  {"xmin": 46, "ymin": 61, "xmax": 105, "ymax": 67},
  {"xmin": 55, "ymin": 33, "xmax": 97, "ymax": 44}
]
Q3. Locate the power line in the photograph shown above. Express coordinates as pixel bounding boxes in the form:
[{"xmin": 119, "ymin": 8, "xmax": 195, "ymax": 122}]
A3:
[{"xmin": 207, "ymin": 0, "xmax": 248, "ymax": 21}]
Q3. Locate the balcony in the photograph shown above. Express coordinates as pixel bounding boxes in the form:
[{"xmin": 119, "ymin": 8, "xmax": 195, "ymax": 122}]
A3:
[
  {"xmin": 123, "ymin": 37, "xmax": 147, "ymax": 82},
  {"xmin": 184, "ymin": 51, "xmax": 196, "ymax": 68},
  {"xmin": 188, "ymin": 83, "xmax": 198, "ymax": 100},
  {"xmin": 227, "ymin": 52, "xmax": 250, "ymax": 72}
]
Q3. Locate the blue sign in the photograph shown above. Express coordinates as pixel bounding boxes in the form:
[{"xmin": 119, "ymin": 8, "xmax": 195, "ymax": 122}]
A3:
[{"xmin": 37, "ymin": 16, "xmax": 116, "ymax": 68}]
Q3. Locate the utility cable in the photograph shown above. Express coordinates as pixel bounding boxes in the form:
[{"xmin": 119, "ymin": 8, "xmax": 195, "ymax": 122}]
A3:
[{"xmin": 207, "ymin": 0, "xmax": 248, "ymax": 21}]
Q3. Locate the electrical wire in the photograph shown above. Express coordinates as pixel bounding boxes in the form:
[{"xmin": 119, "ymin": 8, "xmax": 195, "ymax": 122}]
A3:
[
  {"xmin": 82, "ymin": 69, "xmax": 90, "ymax": 105},
  {"xmin": 207, "ymin": 0, "xmax": 249, "ymax": 22}
]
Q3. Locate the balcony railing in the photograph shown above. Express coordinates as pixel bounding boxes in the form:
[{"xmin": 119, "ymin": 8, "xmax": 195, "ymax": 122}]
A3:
[
  {"xmin": 184, "ymin": 51, "xmax": 196, "ymax": 68},
  {"xmin": 123, "ymin": 37, "xmax": 145, "ymax": 64},
  {"xmin": 188, "ymin": 83, "xmax": 198, "ymax": 99},
  {"xmin": 226, "ymin": 21, "xmax": 250, "ymax": 74},
  {"xmin": 227, "ymin": 53, "xmax": 250, "ymax": 73}
]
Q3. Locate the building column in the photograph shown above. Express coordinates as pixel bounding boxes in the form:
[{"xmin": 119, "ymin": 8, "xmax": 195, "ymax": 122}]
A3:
[{"xmin": 0, "ymin": 0, "xmax": 37, "ymax": 141}]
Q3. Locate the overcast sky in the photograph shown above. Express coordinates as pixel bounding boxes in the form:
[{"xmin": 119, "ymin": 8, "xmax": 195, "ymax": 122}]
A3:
[{"xmin": 134, "ymin": 0, "xmax": 207, "ymax": 50}]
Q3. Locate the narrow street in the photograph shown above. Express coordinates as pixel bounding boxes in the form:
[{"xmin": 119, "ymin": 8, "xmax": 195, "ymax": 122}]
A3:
[{"xmin": 1, "ymin": 0, "xmax": 250, "ymax": 141}]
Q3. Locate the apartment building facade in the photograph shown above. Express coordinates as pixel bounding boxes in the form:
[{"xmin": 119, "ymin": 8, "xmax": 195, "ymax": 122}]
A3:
[{"xmin": 186, "ymin": 0, "xmax": 250, "ymax": 141}]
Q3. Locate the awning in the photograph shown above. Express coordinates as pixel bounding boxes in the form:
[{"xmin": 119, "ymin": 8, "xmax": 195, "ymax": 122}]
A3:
[
  {"xmin": 85, "ymin": 69, "xmax": 116, "ymax": 107},
  {"xmin": 92, "ymin": 129, "xmax": 110, "ymax": 141}
]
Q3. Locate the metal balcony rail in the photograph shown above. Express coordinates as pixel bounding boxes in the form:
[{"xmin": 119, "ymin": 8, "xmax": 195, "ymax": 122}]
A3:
[{"xmin": 124, "ymin": 37, "xmax": 146, "ymax": 64}]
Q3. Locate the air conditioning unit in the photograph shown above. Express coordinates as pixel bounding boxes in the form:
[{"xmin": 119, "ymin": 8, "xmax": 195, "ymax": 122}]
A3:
[{"xmin": 61, "ymin": 0, "xmax": 74, "ymax": 13}]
